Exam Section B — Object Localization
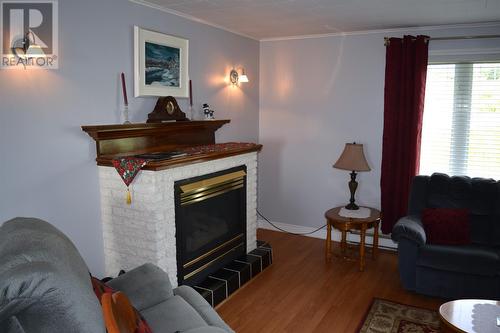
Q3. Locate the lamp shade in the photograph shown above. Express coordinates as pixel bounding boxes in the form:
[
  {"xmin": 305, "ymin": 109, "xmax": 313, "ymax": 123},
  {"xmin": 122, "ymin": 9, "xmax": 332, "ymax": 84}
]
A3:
[{"xmin": 333, "ymin": 143, "xmax": 371, "ymax": 172}]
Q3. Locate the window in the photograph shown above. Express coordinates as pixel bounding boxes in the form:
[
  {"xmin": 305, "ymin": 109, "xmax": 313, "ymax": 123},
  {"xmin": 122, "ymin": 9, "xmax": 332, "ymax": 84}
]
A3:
[{"xmin": 419, "ymin": 62, "xmax": 500, "ymax": 179}]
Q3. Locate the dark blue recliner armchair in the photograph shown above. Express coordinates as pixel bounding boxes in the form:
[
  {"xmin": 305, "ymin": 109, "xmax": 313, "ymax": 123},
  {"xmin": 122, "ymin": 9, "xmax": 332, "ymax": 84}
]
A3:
[{"xmin": 391, "ymin": 173, "xmax": 500, "ymax": 299}]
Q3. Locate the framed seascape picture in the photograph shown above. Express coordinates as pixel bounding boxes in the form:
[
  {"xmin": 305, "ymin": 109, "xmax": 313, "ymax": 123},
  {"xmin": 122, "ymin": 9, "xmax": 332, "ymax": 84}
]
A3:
[{"xmin": 134, "ymin": 26, "xmax": 189, "ymax": 97}]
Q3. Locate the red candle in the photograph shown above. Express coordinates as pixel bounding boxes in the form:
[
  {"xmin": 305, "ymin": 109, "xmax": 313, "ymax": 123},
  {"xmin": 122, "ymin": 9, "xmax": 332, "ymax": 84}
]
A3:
[
  {"xmin": 121, "ymin": 72, "xmax": 128, "ymax": 106},
  {"xmin": 189, "ymin": 79, "xmax": 193, "ymax": 106}
]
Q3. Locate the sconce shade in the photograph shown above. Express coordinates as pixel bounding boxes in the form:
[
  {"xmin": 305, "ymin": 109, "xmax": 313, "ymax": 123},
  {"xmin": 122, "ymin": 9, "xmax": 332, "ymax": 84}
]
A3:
[
  {"xmin": 239, "ymin": 74, "xmax": 248, "ymax": 83},
  {"xmin": 239, "ymin": 68, "xmax": 249, "ymax": 83},
  {"xmin": 26, "ymin": 44, "xmax": 45, "ymax": 58},
  {"xmin": 333, "ymin": 143, "xmax": 371, "ymax": 172}
]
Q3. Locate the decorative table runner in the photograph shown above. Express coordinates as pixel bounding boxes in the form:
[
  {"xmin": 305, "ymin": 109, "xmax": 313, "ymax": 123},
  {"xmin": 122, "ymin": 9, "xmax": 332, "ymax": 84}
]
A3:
[
  {"xmin": 112, "ymin": 157, "xmax": 147, "ymax": 204},
  {"xmin": 181, "ymin": 142, "xmax": 257, "ymax": 154}
]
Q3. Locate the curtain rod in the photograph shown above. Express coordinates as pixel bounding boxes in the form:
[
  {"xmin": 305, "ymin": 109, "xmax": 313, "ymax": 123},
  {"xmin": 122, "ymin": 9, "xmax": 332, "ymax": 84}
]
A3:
[{"xmin": 384, "ymin": 34, "xmax": 500, "ymax": 46}]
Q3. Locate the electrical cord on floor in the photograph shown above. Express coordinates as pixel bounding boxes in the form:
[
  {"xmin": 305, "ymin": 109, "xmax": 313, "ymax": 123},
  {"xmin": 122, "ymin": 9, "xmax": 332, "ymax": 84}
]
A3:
[{"xmin": 257, "ymin": 210, "xmax": 326, "ymax": 236}]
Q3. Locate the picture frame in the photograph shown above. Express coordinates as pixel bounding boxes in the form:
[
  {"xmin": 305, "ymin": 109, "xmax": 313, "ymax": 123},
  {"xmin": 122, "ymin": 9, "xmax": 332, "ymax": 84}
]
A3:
[{"xmin": 134, "ymin": 26, "xmax": 189, "ymax": 98}]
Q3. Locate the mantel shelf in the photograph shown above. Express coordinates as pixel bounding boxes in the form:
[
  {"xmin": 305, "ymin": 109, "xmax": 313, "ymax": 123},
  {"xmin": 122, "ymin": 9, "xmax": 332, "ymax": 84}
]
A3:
[
  {"xmin": 82, "ymin": 120, "xmax": 232, "ymax": 163},
  {"xmin": 82, "ymin": 120, "xmax": 230, "ymax": 141}
]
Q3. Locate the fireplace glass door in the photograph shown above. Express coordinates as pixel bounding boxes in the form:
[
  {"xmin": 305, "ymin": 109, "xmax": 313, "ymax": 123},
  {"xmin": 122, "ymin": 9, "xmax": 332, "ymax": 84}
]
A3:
[{"xmin": 175, "ymin": 165, "xmax": 247, "ymax": 285}]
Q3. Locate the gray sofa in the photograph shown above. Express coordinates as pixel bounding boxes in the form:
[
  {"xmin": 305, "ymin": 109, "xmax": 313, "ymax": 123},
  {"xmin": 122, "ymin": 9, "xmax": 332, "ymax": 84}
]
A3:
[
  {"xmin": 0, "ymin": 217, "xmax": 234, "ymax": 333},
  {"xmin": 391, "ymin": 173, "xmax": 500, "ymax": 299}
]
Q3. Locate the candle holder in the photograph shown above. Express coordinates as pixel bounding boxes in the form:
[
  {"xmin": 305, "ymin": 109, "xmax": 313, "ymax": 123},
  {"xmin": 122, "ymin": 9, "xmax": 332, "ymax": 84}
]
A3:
[
  {"xmin": 123, "ymin": 105, "xmax": 131, "ymax": 124},
  {"xmin": 187, "ymin": 105, "xmax": 194, "ymax": 120}
]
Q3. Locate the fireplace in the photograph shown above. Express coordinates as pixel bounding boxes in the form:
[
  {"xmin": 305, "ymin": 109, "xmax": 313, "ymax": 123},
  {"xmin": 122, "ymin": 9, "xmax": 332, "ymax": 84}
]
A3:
[
  {"xmin": 83, "ymin": 121, "xmax": 271, "ymax": 306},
  {"xmin": 175, "ymin": 166, "xmax": 247, "ymax": 286},
  {"xmin": 95, "ymin": 150, "xmax": 273, "ymax": 307}
]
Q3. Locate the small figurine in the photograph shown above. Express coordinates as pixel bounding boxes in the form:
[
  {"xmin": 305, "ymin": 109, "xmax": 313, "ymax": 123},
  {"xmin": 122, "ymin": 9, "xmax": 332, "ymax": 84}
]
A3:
[{"xmin": 202, "ymin": 103, "xmax": 215, "ymax": 120}]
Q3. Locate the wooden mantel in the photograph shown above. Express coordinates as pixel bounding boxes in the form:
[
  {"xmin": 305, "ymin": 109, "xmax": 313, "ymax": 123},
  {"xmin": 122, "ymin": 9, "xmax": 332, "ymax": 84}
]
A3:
[{"xmin": 81, "ymin": 120, "xmax": 262, "ymax": 170}]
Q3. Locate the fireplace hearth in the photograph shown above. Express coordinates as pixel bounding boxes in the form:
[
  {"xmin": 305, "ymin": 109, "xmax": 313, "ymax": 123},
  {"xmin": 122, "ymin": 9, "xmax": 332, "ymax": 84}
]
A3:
[{"xmin": 175, "ymin": 166, "xmax": 247, "ymax": 286}]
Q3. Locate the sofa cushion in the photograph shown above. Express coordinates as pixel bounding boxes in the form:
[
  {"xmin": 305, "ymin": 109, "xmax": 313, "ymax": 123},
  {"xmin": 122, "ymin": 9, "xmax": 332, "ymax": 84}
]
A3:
[
  {"xmin": 470, "ymin": 215, "xmax": 493, "ymax": 246},
  {"xmin": 140, "ymin": 296, "xmax": 208, "ymax": 333},
  {"xmin": 106, "ymin": 263, "xmax": 173, "ymax": 312},
  {"xmin": 427, "ymin": 173, "xmax": 498, "ymax": 215},
  {"xmin": 417, "ymin": 244, "xmax": 500, "ymax": 276},
  {"xmin": 422, "ymin": 208, "xmax": 470, "ymax": 245}
]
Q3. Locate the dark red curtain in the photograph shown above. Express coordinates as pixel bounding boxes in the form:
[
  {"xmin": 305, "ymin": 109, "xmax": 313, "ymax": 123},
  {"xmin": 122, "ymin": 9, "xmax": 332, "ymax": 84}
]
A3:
[{"xmin": 381, "ymin": 35, "xmax": 429, "ymax": 234}]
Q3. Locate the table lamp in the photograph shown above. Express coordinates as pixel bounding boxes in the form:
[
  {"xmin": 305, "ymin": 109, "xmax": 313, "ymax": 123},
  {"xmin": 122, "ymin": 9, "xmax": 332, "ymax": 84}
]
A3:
[{"xmin": 333, "ymin": 143, "xmax": 371, "ymax": 210}]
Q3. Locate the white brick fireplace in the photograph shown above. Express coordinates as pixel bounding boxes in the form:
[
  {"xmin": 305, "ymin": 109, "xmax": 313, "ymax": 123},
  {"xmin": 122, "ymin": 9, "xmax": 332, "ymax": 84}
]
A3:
[{"xmin": 98, "ymin": 152, "xmax": 258, "ymax": 287}]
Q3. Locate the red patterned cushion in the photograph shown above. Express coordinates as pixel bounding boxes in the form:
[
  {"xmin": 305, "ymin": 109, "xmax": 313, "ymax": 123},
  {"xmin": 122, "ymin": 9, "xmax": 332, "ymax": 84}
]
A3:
[
  {"xmin": 422, "ymin": 208, "xmax": 470, "ymax": 245},
  {"xmin": 91, "ymin": 277, "xmax": 153, "ymax": 333}
]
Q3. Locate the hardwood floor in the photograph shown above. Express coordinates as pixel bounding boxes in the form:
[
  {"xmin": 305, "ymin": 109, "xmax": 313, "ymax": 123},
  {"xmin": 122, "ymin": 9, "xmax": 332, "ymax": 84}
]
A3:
[{"xmin": 217, "ymin": 229, "xmax": 443, "ymax": 333}]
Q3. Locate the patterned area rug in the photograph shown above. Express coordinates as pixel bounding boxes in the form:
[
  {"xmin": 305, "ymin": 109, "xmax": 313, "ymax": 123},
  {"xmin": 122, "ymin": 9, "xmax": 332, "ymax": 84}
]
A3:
[{"xmin": 358, "ymin": 298, "xmax": 440, "ymax": 333}]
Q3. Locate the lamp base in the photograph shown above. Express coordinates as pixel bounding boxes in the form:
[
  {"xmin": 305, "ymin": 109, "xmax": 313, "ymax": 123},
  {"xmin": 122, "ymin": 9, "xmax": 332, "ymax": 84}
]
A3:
[
  {"xmin": 345, "ymin": 202, "xmax": 359, "ymax": 210},
  {"xmin": 346, "ymin": 171, "xmax": 359, "ymax": 210}
]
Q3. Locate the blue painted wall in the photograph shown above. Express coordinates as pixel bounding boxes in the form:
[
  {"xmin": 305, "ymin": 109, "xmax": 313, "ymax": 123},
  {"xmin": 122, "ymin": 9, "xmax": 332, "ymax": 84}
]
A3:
[
  {"xmin": 0, "ymin": 0, "xmax": 260, "ymax": 276},
  {"xmin": 258, "ymin": 24, "xmax": 500, "ymax": 233}
]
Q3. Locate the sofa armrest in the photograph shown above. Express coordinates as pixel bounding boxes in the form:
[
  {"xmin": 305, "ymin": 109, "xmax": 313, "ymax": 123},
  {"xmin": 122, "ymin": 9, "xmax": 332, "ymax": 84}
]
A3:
[
  {"xmin": 391, "ymin": 215, "xmax": 426, "ymax": 245},
  {"xmin": 107, "ymin": 263, "xmax": 173, "ymax": 311},
  {"xmin": 174, "ymin": 285, "xmax": 234, "ymax": 333}
]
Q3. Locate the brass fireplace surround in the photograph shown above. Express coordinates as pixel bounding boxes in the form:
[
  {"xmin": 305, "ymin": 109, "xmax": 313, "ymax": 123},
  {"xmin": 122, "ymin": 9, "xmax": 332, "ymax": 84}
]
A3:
[{"xmin": 179, "ymin": 170, "xmax": 246, "ymax": 206}]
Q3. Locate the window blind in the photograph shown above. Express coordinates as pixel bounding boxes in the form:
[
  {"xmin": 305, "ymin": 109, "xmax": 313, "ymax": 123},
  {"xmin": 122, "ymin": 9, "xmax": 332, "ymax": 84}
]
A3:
[{"xmin": 419, "ymin": 62, "xmax": 500, "ymax": 179}]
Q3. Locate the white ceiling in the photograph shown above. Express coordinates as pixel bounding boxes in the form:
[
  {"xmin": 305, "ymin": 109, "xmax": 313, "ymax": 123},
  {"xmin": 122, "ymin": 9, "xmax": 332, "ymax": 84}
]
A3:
[{"xmin": 135, "ymin": 0, "xmax": 500, "ymax": 40}]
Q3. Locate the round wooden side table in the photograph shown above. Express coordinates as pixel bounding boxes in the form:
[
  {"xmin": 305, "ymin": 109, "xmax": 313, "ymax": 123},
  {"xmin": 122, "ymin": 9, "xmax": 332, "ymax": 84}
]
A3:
[
  {"xmin": 439, "ymin": 299, "xmax": 500, "ymax": 333},
  {"xmin": 324, "ymin": 206, "xmax": 381, "ymax": 271}
]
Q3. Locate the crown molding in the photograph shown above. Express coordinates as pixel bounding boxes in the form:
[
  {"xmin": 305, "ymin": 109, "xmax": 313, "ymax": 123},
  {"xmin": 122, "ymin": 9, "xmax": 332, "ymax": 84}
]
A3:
[
  {"xmin": 127, "ymin": 1, "xmax": 500, "ymax": 44},
  {"xmin": 260, "ymin": 21, "xmax": 500, "ymax": 42},
  {"xmin": 128, "ymin": 0, "xmax": 259, "ymax": 41}
]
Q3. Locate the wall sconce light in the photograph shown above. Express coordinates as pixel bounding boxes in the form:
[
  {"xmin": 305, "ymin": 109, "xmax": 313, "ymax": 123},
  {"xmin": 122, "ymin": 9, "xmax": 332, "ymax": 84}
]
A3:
[
  {"xmin": 229, "ymin": 68, "xmax": 249, "ymax": 85},
  {"xmin": 11, "ymin": 31, "xmax": 45, "ymax": 68}
]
